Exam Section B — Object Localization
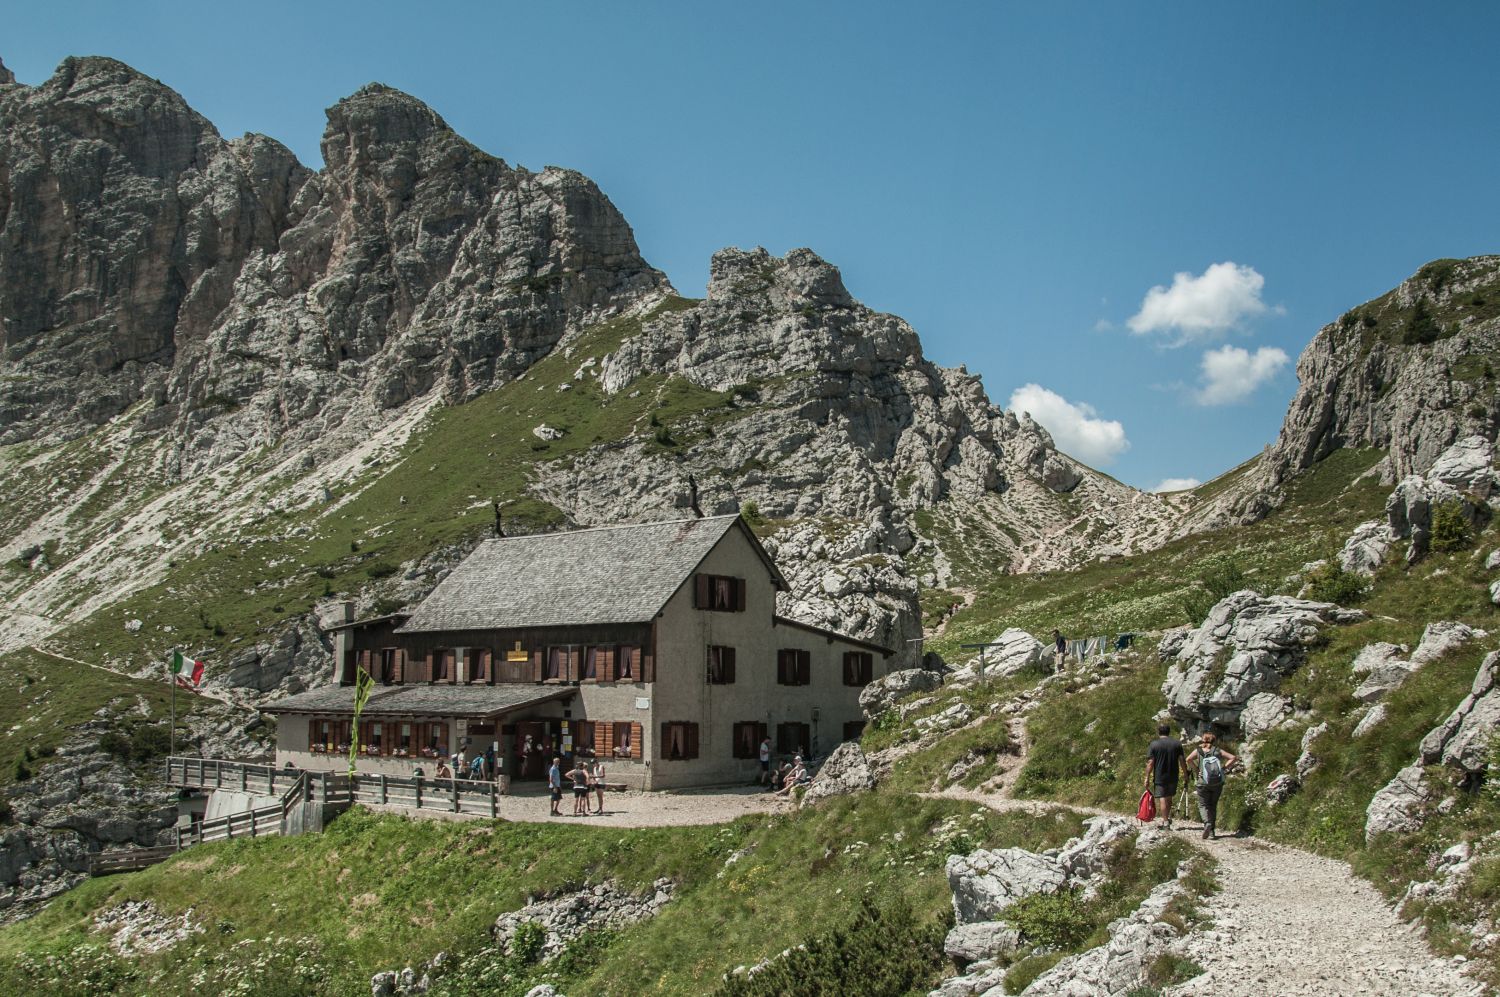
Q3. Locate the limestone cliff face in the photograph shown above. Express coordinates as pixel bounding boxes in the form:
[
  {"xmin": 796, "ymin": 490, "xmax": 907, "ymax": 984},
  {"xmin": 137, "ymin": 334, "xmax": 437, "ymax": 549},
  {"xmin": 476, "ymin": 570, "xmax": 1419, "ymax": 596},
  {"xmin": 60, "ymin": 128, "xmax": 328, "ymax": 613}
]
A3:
[
  {"xmin": 1185, "ymin": 256, "xmax": 1500, "ymax": 532},
  {"xmin": 0, "ymin": 59, "xmax": 667, "ymax": 472}
]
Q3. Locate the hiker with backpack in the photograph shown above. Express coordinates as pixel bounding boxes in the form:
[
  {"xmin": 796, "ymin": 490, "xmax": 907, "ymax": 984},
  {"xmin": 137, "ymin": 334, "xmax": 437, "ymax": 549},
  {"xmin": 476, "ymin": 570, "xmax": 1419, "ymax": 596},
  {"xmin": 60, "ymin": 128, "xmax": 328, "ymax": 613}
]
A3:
[{"xmin": 1186, "ymin": 731, "xmax": 1239, "ymax": 840}]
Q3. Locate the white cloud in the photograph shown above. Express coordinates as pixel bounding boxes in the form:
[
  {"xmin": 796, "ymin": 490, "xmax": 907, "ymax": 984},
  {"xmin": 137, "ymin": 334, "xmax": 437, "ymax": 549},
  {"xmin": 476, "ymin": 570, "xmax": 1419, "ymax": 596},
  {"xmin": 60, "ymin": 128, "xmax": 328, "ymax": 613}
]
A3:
[
  {"xmin": 1153, "ymin": 477, "xmax": 1201, "ymax": 493},
  {"xmin": 1127, "ymin": 262, "xmax": 1269, "ymax": 342},
  {"xmin": 1195, "ymin": 345, "xmax": 1289, "ymax": 405},
  {"xmin": 1008, "ymin": 383, "xmax": 1130, "ymax": 466}
]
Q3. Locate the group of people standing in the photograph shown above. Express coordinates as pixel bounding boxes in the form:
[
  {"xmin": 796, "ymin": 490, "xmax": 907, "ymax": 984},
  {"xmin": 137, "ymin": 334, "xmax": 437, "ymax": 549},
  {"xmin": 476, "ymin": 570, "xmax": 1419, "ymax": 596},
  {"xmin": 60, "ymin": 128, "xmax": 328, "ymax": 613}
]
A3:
[
  {"xmin": 426, "ymin": 744, "xmax": 497, "ymax": 782},
  {"xmin": 547, "ymin": 755, "xmax": 608, "ymax": 816},
  {"xmin": 1144, "ymin": 723, "xmax": 1239, "ymax": 839}
]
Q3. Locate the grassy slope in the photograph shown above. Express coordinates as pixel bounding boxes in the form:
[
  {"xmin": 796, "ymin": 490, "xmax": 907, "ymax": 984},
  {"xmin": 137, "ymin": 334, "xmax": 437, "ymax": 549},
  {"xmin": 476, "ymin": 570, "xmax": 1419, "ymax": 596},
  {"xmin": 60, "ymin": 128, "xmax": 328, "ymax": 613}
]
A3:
[
  {"xmin": 0, "ymin": 795, "xmax": 1099, "ymax": 997},
  {"xmin": 929, "ymin": 447, "xmax": 1387, "ymax": 659},
  {"xmin": 0, "ymin": 648, "xmax": 198, "ymax": 788}
]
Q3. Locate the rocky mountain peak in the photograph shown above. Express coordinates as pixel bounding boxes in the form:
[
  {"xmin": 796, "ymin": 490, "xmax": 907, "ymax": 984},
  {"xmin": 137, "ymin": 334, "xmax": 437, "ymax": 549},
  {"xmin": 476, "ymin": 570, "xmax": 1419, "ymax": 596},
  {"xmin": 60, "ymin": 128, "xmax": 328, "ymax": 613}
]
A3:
[
  {"xmin": 706, "ymin": 246, "xmax": 855, "ymax": 311},
  {"xmin": 321, "ymin": 82, "xmax": 470, "ymax": 175},
  {"xmin": 0, "ymin": 57, "xmax": 15, "ymax": 87}
]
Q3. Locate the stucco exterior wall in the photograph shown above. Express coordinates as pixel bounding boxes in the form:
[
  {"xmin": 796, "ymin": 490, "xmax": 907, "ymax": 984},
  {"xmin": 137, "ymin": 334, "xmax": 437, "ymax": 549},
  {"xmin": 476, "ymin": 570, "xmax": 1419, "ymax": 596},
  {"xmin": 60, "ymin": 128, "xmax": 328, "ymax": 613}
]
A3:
[{"xmin": 648, "ymin": 531, "xmax": 884, "ymax": 790}]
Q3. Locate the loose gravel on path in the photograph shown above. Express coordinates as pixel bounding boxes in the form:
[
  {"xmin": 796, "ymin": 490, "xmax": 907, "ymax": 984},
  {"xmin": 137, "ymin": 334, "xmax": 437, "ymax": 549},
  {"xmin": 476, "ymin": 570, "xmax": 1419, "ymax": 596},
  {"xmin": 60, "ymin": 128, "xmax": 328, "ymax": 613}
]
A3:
[{"xmin": 1165, "ymin": 833, "xmax": 1489, "ymax": 997}]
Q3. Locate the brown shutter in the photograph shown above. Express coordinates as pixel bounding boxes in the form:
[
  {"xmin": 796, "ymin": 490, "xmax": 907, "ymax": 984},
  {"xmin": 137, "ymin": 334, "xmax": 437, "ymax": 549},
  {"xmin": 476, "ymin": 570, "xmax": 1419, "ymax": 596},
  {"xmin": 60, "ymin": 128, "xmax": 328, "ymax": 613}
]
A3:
[
  {"xmin": 801, "ymin": 650, "xmax": 811, "ymax": 685},
  {"xmin": 597, "ymin": 722, "xmax": 612, "ymax": 757},
  {"xmin": 694, "ymin": 574, "xmax": 711, "ymax": 608},
  {"xmin": 642, "ymin": 652, "xmax": 655, "ymax": 683},
  {"xmin": 308, "ymin": 719, "xmax": 317, "ymax": 747},
  {"xmin": 725, "ymin": 647, "xmax": 736, "ymax": 683},
  {"xmin": 660, "ymin": 723, "xmax": 669, "ymax": 759},
  {"xmin": 392, "ymin": 649, "xmax": 404, "ymax": 683},
  {"xmin": 630, "ymin": 722, "xmax": 643, "ymax": 759},
  {"xmin": 530, "ymin": 649, "xmax": 543, "ymax": 683},
  {"xmin": 687, "ymin": 723, "xmax": 700, "ymax": 760},
  {"xmin": 736, "ymin": 578, "xmax": 746, "ymax": 611},
  {"xmin": 776, "ymin": 650, "xmax": 787, "ymax": 685},
  {"xmin": 449, "ymin": 650, "xmax": 458, "ymax": 684},
  {"xmin": 357, "ymin": 649, "xmax": 372, "ymax": 678}
]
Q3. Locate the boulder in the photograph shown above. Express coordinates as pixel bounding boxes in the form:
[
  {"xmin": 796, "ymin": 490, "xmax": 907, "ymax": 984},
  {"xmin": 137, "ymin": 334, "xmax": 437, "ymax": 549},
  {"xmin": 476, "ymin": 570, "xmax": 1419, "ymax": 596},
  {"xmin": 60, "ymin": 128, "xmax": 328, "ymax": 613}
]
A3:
[
  {"xmin": 1417, "ymin": 650, "xmax": 1500, "ymax": 779},
  {"xmin": 1490, "ymin": 579, "xmax": 1500, "ymax": 606},
  {"xmin": 859, "ymin": 668, "xmax": 943, "ymax": 718},
  {"xmin": 531, "ymin": 424, "xmax": 564, "ymax": 441},
  {"xmin": 800, "ymin": 742, "xmax": 875, "ymax": 806},
  {"xmin": 1487, "ymin": 549, "xmax": 1500, "ymax": 571},
  {"xmin": 1351, "ymin": 641, "xmax": 1408, "ymax": 674},
  {"xmin": 1157, "ymin": 627, "xmax": 1192, "ymax": 660},
  {"xmin": 948, "ymin": 629, "xmax": 1043, "ymax": 684},
  {"xmin": 1411, "ymin": 620, "xmax": 1483, "ymax": 666},
  {"xmin": 914, "ymin": 703, "xmax": 975, "ymax": 735},
  {"xmin": 1338, "ymin": 520, "xmax": 1394, "ymax": 576},
  {"xmin": 1386, "ymin": 437, "xmax": 1500, "ymax": 563},
  {"xmin": 1354, "ymin": 661, "xmax": 1416, "ymax": 703},
  {"xmin": 1162, "ymin": 590, "xmax": 1365, "ymax": 732},
  {"xmin": 1264, "ymin": 773, "xmax": 1299, "ymax": 806},
  {"xmin": 945, "ymin": 848, "xmax": 1068, "ymax": 923},
  {"xmin": 1352, "ymin": 703, "xmax": 1388, "ymax": 738},
  {"xmin": 1295, "ymin": 722, "xmax": 1328, "ymax": 780},
  {"xmin": 1238, "ymin": 693, "xmax": 1291, "ymax": 739},
  {"xmin": 942, "ymin": 921, "xmax": 1022, "ymax": 964},
  {"xmin": 1053, "ymin": 816, "xmax": 1133, "ymax": 883},
  {"xmin": 1365, "ymin": 763, "xmax": 1430, "ymax": 841}
]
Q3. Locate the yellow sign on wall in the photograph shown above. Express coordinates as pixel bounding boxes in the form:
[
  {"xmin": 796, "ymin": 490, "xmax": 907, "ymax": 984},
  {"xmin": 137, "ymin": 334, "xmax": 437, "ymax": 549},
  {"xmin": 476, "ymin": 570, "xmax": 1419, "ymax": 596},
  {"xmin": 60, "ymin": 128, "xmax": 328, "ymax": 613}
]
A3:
[{"xmin": 506, "ymin": 640, "xmax": 528, "ymax": 662}]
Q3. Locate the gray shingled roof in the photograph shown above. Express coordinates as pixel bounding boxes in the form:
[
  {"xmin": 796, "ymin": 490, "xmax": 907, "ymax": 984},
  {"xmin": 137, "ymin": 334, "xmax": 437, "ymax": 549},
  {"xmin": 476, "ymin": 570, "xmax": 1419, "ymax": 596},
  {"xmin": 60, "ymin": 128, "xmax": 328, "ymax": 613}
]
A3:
[
  {"xmin": 262, "ymin": 685, "xmax": 574, "ymax": 717},
  {"xmin": 398, "ymin": 515, "xmax": 778, "ymax": 633}
]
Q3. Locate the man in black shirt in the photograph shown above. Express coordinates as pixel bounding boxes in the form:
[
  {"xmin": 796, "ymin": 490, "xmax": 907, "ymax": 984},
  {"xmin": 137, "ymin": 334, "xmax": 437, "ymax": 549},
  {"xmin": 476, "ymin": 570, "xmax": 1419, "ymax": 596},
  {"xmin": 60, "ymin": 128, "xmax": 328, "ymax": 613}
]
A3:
[{"xmin": 1144, "ymin": 723, "xmax": 1188, "ymax": 829}]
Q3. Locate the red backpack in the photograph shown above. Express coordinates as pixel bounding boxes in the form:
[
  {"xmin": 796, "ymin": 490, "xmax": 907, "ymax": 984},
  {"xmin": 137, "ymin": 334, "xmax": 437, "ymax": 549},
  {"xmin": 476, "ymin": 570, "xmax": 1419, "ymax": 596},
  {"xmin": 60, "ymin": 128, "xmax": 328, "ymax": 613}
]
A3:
[{"xmin": 1136, "ymin": 790, "xmax": 1156, "ymax": 822}]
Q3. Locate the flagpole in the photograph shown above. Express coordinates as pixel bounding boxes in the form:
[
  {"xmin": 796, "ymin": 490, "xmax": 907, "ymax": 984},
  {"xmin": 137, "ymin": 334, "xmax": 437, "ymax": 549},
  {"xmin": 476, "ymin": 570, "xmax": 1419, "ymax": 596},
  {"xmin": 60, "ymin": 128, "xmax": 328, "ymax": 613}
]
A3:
[{"xmin": 169, "ymin": 652, "xmax": 176, "ymax": 759}]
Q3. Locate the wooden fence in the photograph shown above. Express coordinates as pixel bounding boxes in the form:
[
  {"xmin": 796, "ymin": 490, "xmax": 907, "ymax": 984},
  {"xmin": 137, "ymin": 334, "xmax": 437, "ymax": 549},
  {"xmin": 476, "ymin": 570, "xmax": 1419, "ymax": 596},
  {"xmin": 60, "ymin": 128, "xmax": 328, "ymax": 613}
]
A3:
[{"xmin": 351, "ymin": 772, "xmax": 509, "ymax": 817}]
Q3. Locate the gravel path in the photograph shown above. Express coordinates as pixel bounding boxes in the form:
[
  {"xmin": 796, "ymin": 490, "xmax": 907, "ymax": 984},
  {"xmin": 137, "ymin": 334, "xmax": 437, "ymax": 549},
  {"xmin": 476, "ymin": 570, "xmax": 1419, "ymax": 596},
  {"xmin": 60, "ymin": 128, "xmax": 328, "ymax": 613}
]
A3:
[
  {"xmin": 1165, "ymin": 833, "xmax": 1489, "ymax": 997},
  {"xmin": 370, "ymin": 784, "xmax": 791, "ymax": 828}
]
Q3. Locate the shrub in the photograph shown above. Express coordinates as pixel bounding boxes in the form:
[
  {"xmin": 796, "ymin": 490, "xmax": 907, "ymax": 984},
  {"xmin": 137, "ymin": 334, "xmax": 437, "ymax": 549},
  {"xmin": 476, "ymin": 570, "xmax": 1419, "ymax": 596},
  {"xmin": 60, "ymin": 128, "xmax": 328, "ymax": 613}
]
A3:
[
  {"xmin": 653, "ymin": 426, "xmax": 675, "ymax": 447},
  {"xmin": 12, "ymin": 757, "xmax": 30, "ymax": 781},
  {"xmin": 1429, "ymin": 501, "xmax": 1472, "ymax": 552},
  {"xmin": 1179, "ymin": 556, "xmax": 1245, "ymax": 625},
  {"xmin": 511, "ymin": 921, "xmax": 545, "ymax": 965},
  {"xmin": 364, "ymin": 562, "xmax": 398, "ymax": 580},
  {"xmin": 1004, "ymin": 952, "xmax": 1066, "ymax": 993},
  {"xmin": 714, "ymin": 897, "xmax": 946, "ymax": 997},
  {"xmin": 1003, "ymin": 889, "xmax": 1093, "ymax": 949},
  {"xmin": 1402, "ymin": 297, "xmax": 1440, "ymax": 345},
  {"xmin": 1302, "ymin": 561, "xmax": 1366, "ymax": 605},
  {"xmin": 740, "ymin": 501, "xmax": 765, "ymax": 527}
]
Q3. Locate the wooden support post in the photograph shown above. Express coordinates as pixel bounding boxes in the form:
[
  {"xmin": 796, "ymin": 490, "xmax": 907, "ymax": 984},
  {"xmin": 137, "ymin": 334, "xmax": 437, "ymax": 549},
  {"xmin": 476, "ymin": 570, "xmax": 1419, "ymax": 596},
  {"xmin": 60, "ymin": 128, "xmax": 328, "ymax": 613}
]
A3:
[
  {"xmin": 452, "ymin": 779, "xmax": 460, "ymax": 813},
  {"xmin": 379, "ymin": 774, "xmax": 388, "ymax": 805},
  {"xmin": 414, "ymin": 776, "xmax": 423, "ymax": 809}
]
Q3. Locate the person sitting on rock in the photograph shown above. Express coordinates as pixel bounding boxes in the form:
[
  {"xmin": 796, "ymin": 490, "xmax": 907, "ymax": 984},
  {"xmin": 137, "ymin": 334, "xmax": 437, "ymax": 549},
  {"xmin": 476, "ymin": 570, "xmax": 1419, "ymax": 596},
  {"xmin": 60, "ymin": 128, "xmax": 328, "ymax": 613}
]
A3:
[{"xmin": 1185, "ymin": 731, "xmax": 1239, "ymax": 840}]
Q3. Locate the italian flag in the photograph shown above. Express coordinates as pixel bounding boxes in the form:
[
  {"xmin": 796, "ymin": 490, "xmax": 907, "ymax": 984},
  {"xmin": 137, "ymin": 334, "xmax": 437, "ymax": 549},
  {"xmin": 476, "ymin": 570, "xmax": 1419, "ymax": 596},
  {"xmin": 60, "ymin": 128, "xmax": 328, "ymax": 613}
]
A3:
[{"xmin": 169, "ymin": 650, "xmax": 206, "ymax": 689}]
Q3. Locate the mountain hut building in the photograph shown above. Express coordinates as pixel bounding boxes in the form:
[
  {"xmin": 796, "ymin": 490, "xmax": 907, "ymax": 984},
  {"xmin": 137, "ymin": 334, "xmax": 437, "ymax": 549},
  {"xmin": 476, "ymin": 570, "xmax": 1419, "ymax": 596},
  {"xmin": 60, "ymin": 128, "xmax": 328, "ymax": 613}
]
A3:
[{"xmin": 262, "ymin": 515, "xmax": 892, "ymax": 790}]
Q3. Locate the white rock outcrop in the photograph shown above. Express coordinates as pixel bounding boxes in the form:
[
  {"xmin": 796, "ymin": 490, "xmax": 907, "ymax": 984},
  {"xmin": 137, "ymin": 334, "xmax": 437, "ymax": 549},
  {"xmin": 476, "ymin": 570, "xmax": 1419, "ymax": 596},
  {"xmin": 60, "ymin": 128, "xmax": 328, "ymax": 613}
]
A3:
[
  {"xmin": 1338, "ymin": 520, "xmax": 1394, "ymax": 576},
  {"xmin": 1386, "ymin": 436, "xmax": 1500, "ymax": 563},
  {"xmin": 946, "ymin": 848, "xmax": 1069, "ymax": 924},
  {"xmin": 1162, "ymin": 590, "xmax": 1365, "ymax": 732},
  {"xmin": 1365, "ymin": 763, "xmax": 1430, "ymax": 841},
  {"xmin": 800, "ymin": 741, "xmax": 876, "ymax": 806},
  {"xmin": 859, "ymin": 667, "xmax": 944, "ymax": 718}
]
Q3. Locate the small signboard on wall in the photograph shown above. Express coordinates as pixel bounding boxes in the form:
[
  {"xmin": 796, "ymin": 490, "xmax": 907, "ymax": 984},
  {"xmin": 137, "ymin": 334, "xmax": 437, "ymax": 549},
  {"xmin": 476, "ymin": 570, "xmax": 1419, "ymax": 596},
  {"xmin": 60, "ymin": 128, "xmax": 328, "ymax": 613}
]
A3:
[
  {"xmin": 506, "ymin": 641, "xmax": 528, "ymax": 662},
  {"xmin": 635, "ymin": 697, "xmax": 650, "ymax": 710}
]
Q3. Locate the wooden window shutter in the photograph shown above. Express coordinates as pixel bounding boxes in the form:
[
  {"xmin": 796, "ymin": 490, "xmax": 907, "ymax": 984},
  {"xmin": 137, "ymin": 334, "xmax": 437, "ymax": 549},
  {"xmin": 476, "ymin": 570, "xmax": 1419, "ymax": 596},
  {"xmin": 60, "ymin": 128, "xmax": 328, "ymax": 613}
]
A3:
[
  {"xmin": 776, "ymin": 650, "xmax": 787, "ymax": 685},
  {"xmin": 736, "ymin": 578, "xmax": 746, "ymax": 611},
  {"xmin": 357, "ymin": 649, "xmax": 372, "ymax": 678},
  {"xmin": 393, "ymin": 649, "xmax": 405, "ymax": 683},
  {"xmin": 308, "ymin": 719, "xmax": 317, "ymax": 746},
  {"xmin": 687, "ymin": 724, "xmax": 700, "ymax": 760},
  {"xmin": 642, "ymin": 652, "xmax": 655, "ymax": 683},
  {"xmin": 694, "ymin": 573, "xmax": 710, "ymax": 608},
  {"xmin": 631, "ymin": 722, "xmax": 643, "ymax": 759},
  {"xmin": 448, "ymin": 650, "xmax": 458, "ymax": 684},
  {"xmin": 422, "ymin": 651, "xmax": 433, "ymax": 683},
  {"xmin": 800, "ymin": 650, "xmax": 811, "ymax": 685},
  {"xmin": 596, "ymin": 722, "xmax": 612, "ymax": 756},
  {"xmin": 530, "ymin": 649, "xmax": 543, "ymax": 683},
  {"xmin": 725, "ymin": 647, "xmax": 736, "ymax": 683},
  {"xmin": 660, "ymin": 723, "xmax": 669, "ymax": 759}
]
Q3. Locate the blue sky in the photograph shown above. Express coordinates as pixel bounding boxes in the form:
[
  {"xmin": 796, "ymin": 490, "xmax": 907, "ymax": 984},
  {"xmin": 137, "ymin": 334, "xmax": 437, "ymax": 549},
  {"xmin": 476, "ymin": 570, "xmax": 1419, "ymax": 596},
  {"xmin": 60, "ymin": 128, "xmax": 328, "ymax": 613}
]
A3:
[{"xmin": 9, "ymin": 3, "xmax": 1498, "ymax": 490}]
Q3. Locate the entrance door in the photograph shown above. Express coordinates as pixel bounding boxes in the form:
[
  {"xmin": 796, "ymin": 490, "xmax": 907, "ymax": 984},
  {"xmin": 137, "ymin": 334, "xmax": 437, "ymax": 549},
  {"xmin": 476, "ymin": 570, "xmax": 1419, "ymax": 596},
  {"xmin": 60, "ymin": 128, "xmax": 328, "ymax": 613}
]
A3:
[{"xmin": 514, "ymin": 720, "xmax": 553, "ymax": 780}]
